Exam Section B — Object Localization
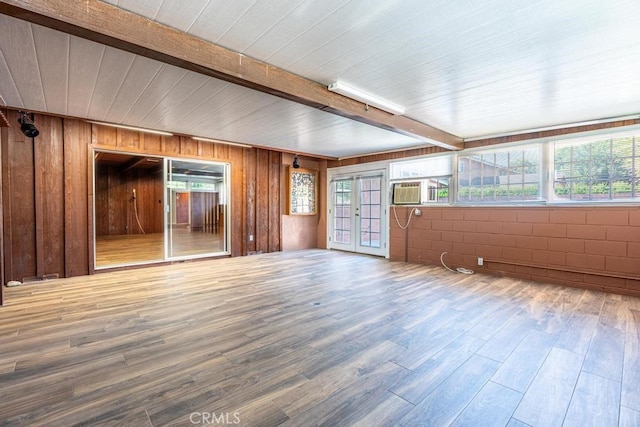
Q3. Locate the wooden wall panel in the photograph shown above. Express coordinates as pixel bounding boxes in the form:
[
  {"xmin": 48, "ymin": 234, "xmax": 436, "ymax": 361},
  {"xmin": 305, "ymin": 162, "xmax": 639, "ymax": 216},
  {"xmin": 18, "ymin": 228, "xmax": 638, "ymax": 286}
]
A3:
[
  {"xmin": 180, "ymin": 136, "xmax": 198, "ymax": 157},
  {"xmin": 118, "ymin": 129, "xmax": 140, "ymax": 150},
  {"xmin": 255, "ymin": 149, "xmax": 270, "ymax": 253},
  {"xmin": 142, "ymin": 134, "xmax": 162, "ymax": 153},
  {"xmin": 245, "ymin": 148, "xmax": 256, "ymax": 254},
  {"xmin": 134, "ymin": 168, "xmax": 164, "ymax": 234},
  {"xmin": 0, "ymin": 119, "xmax": 5, "ymax": 304},
  {"xmin": 95, "ymin": 165, "xmax": 163, "ymax": 236},
  {"xmin": 34, "ymin": 115, "xmax": 65, "ymax": 278},
  {"xmin": 268, "ymin": 151, "xmax": 281, "ymax": 252},
  {"xmin": 2, "ymin": 110, "xmax": 37, "ymax": 282},
  {"xmin": 93, "ymin": 125, "xmax": 117, "ymax": 147},
  {"xmin": 197, "ymin": 140, "xmax": 214, "ymax": 159},
  {"xmin": 317, "ymin": 159, "xmax": 328, "ymax": 249},
  {"xmin": 0, "ymin": 110, "xmax": 300, "ymax": 287},
  {"xmin": 64, "ymin": 120, "xmax": 90, "ymax": 277},
  {"xmin": 162, "ymin": 135, "xmax": 180, "ymax": 154},
  {"xmin": 229, "ymin": 146, "xmax": 245, "ymax": 257},
  {"xmin": 94, "ymin": 164, "xmax": 110, "ymax": 236}
]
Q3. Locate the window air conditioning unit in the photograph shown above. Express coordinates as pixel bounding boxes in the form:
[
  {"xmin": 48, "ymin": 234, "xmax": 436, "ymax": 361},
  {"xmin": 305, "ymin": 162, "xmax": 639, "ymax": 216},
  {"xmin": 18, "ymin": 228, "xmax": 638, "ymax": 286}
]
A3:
[{"xmin": 392, "ymin": 182, "xmax": 421, "ymax": 205}]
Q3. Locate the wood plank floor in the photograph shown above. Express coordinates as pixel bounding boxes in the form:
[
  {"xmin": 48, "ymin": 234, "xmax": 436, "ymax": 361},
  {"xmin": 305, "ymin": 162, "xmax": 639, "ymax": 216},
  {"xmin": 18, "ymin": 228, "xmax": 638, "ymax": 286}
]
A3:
[
  {"xmin": 1, "ymin": 249, "xmax": 639, "ymax": 426},
  {"xmin": 96, "ymin": 229, "xmax": 224, "ymax": 268}
]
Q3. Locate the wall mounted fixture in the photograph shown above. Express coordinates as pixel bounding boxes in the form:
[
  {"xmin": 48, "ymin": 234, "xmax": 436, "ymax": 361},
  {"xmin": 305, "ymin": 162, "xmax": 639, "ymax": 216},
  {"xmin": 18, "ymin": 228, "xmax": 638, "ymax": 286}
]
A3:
[
  {"xmin": 86, "ymin": 120, "xmax": 173, "ymax": 136},
  {"xmin": 328, "ymin": 81, "xmax": 405, "ymax": 115},
  {"xmin": 191, "ymin": 137, "xmax": 252, "ymax": 149},
  {"xmin": 18, "ymin": 111, "xmax": 39, "ymax": 138},
  {"xmin": 292, "ymin": 154, "xmax": 300, "ymax": 169}
]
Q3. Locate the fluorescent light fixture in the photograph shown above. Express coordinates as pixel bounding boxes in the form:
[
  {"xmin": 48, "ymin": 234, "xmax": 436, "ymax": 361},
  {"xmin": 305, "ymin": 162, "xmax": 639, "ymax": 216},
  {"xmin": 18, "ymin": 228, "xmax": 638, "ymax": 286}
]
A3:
[
  {"xmin": 328, "ymin": 81, "xmax": 405, "ymax": 115},
  {"xmin": 191, "ymin": 136, "xmax": 252, "ymax": 149},
  {"xmin": 87, "ymin": 121, "xmax": 173, "ymax": 136}
]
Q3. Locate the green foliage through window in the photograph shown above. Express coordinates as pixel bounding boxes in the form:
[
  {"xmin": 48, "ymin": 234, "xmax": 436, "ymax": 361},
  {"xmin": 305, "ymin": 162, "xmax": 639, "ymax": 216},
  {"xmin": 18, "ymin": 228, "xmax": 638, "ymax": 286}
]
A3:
[{"xmin": 554, "ymin": 135, "xmax": 639, "ymax": 200}]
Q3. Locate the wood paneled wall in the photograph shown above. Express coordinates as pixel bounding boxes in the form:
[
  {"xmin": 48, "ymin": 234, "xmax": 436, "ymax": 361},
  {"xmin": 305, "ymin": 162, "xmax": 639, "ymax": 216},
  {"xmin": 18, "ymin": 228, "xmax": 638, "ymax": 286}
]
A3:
[
  {"xmin": 95, "ymin": 164, "xmax": 164, "ymax": 236},
  {"xmin": 0, "ymin": 108, "xmax": 302, "ymax": 286},
  {"xmin": 0, "ymin": 124, "xmax": 4, "ymax": 305},
  {"xmin": 244, "ymin": 148, "xmax": 282, "ymax": 254}
]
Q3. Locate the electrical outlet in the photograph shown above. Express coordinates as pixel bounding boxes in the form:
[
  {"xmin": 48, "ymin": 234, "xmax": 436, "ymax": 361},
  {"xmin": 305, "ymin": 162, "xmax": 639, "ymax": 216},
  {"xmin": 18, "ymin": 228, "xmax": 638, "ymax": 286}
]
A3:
[
  {"xmin": 413, "ymin": 208, "xmax": 422, "ymax": 216},
  {"xmin": 249, "ymin": 234, "xmax": 254, "ymax": 242},
  {"xmin": 477, "ymin": 257, "xmax": 484, "ymax": 266}
]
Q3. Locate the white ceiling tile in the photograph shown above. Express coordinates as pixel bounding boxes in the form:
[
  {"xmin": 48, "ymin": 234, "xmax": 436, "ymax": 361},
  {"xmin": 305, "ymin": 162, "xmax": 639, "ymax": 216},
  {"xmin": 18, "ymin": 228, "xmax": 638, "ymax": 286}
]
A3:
[
  {"xmin": 120, "ymin": 65, "xmax": 189, "ymax": 125},
  {"xmin": 242, "ymin": 0, "xmax": 345, "ymax": 60},
  {"xmin": 108, "ymin": 0, "xmax": 164, "ymax": 21},
  {"xmin": 139, "ymin": 71, "xmax": 211, "ymax": 128},
  {"xmin": 153, "ymin": 1, "xmax": 212, "ymax": 33},
  {"xmin": 0, "ymin": 15, "xmax": 46, "ymax": 111},
  {"xmin": 87, "ymin": 47, "xmax": 137, "ymax": 120},
  {"xmin": 186, "ymin": 1, "xmax": 256, "ymax": 46},
  {"xmin": 0, "ymin": 50, "xmax": 24, "ymax": 109},
  {"xmin": 214, "ymin": 0, "xmax": 309, "ymax": 53},
  {"xmin": 31, "ymin": 24, "xmax": 68, "ymax": 114},
  {"xmin": 103, "ymin": 56, "xmax": 164, "ymax": 124},
  {"xmin": 67, "ymin": 37, "xmax": 105, "ymax": 117}
]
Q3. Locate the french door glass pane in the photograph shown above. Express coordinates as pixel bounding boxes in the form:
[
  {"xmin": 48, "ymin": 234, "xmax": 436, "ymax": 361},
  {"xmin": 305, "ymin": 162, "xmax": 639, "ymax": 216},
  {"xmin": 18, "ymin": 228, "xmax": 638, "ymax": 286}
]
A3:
[
  {"xmin": 359, "ymin": 177, "xmax": 381, "ymax": 248},
  {"xmin": 333, "ymin": 180, "xmax": 351, "ymax": 244}
]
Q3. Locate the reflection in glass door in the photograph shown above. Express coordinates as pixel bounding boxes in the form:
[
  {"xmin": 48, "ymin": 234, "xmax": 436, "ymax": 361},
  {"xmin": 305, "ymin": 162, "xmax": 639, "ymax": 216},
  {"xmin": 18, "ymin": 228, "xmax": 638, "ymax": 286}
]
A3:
[
  {"xmin": 357, "ymin": 177, "xmax": 382, "ymax": 254},
  {"xmin": 166, "ymin": 159, "xmax": 229, "ymax": 259},
  {"xmin": 330, "ymin": 179, "xmax": 354, "ymax": 251},
  {"xmin": 329, "ymin": 174, "xmax": 386, "ymax": 256}
]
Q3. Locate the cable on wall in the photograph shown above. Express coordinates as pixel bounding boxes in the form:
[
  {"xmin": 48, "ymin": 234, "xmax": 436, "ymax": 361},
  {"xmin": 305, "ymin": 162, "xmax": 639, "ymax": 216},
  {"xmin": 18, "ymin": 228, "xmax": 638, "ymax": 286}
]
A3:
[
  {"xmin": 132, "ymin": 188, "xmax": 145, "ymax": 234},
  {"xmin": 440, "ymin": 252, "xmax": 474, "ymax": 274},
  {"xmin": 392, "ymin": 205, "xmax": 417, "ymax": 230}
]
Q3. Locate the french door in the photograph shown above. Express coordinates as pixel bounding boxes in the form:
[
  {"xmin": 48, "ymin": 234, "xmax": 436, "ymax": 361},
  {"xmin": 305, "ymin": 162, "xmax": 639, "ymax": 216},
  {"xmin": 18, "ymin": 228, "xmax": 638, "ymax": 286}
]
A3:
[{"xmin": 329, "ymin": 173, "xmax": 386, "ymax": 256}]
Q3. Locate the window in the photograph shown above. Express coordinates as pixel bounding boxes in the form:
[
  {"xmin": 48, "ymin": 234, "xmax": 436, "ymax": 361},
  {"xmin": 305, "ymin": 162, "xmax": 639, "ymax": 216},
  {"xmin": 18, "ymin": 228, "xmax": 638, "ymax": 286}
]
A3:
[
  {"xmin": 553, "ymin": 133, "xmax": 640, "ymax": 201},
  {"xmin": 457, "ymin": 146, "xmax": 540, "ymax": 203},
  {"xmin": 390, "ymin": 156, "xmax": 452, "ymax": 204},
  {"xmin": 387, "ymin": 128, "xmax": 640, "ymax": 206}
]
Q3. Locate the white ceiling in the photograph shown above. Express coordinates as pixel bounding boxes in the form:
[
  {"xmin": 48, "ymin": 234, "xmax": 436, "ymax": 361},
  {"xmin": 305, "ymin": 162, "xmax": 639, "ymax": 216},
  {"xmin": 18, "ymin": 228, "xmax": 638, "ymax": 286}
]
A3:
[{"xmin": 2, "ymin": 0, "xmax": 640, "ymax": 158}]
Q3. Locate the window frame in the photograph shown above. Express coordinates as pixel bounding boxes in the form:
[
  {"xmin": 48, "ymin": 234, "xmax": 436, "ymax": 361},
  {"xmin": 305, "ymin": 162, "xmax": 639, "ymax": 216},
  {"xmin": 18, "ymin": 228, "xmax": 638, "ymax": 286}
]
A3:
[
  {"xmin": 456, "ymin": 144, "xmax": 543, "ymax": 205},
  {"xmin": 551, "ymin": 132, "xmax": 640, "ymax": 203},
  {"xmin": 387, "ymin": 127, "xmax": 640, "ymax": 207},
  {"xmin": 389, "ymin": 155, "xmax": 454, "ymax": 206}
]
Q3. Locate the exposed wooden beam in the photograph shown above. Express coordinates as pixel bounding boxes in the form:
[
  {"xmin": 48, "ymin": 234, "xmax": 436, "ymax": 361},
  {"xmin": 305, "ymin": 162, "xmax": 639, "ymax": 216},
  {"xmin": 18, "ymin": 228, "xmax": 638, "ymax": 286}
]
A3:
[
  {"xmin": 120, "ymin": 156, "xmax": 150, "ymax": 174},
  {"xmin": 0, "ymin": 0, "xmax": 463, "ymax": 151}
]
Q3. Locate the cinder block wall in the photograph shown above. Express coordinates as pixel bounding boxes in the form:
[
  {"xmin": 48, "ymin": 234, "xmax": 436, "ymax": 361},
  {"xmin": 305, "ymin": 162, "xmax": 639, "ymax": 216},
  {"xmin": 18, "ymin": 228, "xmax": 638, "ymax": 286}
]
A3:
[{"xmin": 390, "ymin": 206, "xmax": 640, "ymax": 296}]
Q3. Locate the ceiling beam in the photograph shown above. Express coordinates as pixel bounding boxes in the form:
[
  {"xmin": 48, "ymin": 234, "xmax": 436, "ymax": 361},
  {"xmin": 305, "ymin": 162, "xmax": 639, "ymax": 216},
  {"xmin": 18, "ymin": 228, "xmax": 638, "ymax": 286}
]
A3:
[{"xmin": 0, "ymin": 0, "xmax": 463, "ymax": 151}]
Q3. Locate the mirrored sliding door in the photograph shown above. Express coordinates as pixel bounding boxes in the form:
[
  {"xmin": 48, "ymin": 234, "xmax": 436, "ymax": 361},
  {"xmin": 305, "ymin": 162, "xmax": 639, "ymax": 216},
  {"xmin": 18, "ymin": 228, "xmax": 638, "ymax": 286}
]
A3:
[
  {"xmin": 94, "ymin": 151, "xmax": 165, "ymax": 268},
  {"xmin": 166, "ymin": 159, "xmax": 229, "ymax": 259},
  {"xmin": 94, "ymin": 151, "xmax": 230, "ymax": 269}
]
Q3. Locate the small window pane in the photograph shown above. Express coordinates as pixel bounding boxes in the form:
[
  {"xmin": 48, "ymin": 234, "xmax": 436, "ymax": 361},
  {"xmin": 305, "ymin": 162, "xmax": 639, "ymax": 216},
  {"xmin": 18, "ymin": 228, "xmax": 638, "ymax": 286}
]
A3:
[
  {"xmin": 553, "ymin": 133, "xmax": 640, "ymax": 201},
  {"xmin": 458, "ymin": 145, "xmax": 541, "ymax": 203}
]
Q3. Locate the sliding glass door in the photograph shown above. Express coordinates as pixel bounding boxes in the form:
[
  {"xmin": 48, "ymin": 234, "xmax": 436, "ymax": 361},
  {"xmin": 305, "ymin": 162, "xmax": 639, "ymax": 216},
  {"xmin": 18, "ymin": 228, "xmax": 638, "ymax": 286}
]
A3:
[
  {"xmin": 94, "ymin": 150, "xmax": 230, "ymax": 269},
  {"xmin": 166, "ymin": 159, "xmax": 229, "ymax": 260}
]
